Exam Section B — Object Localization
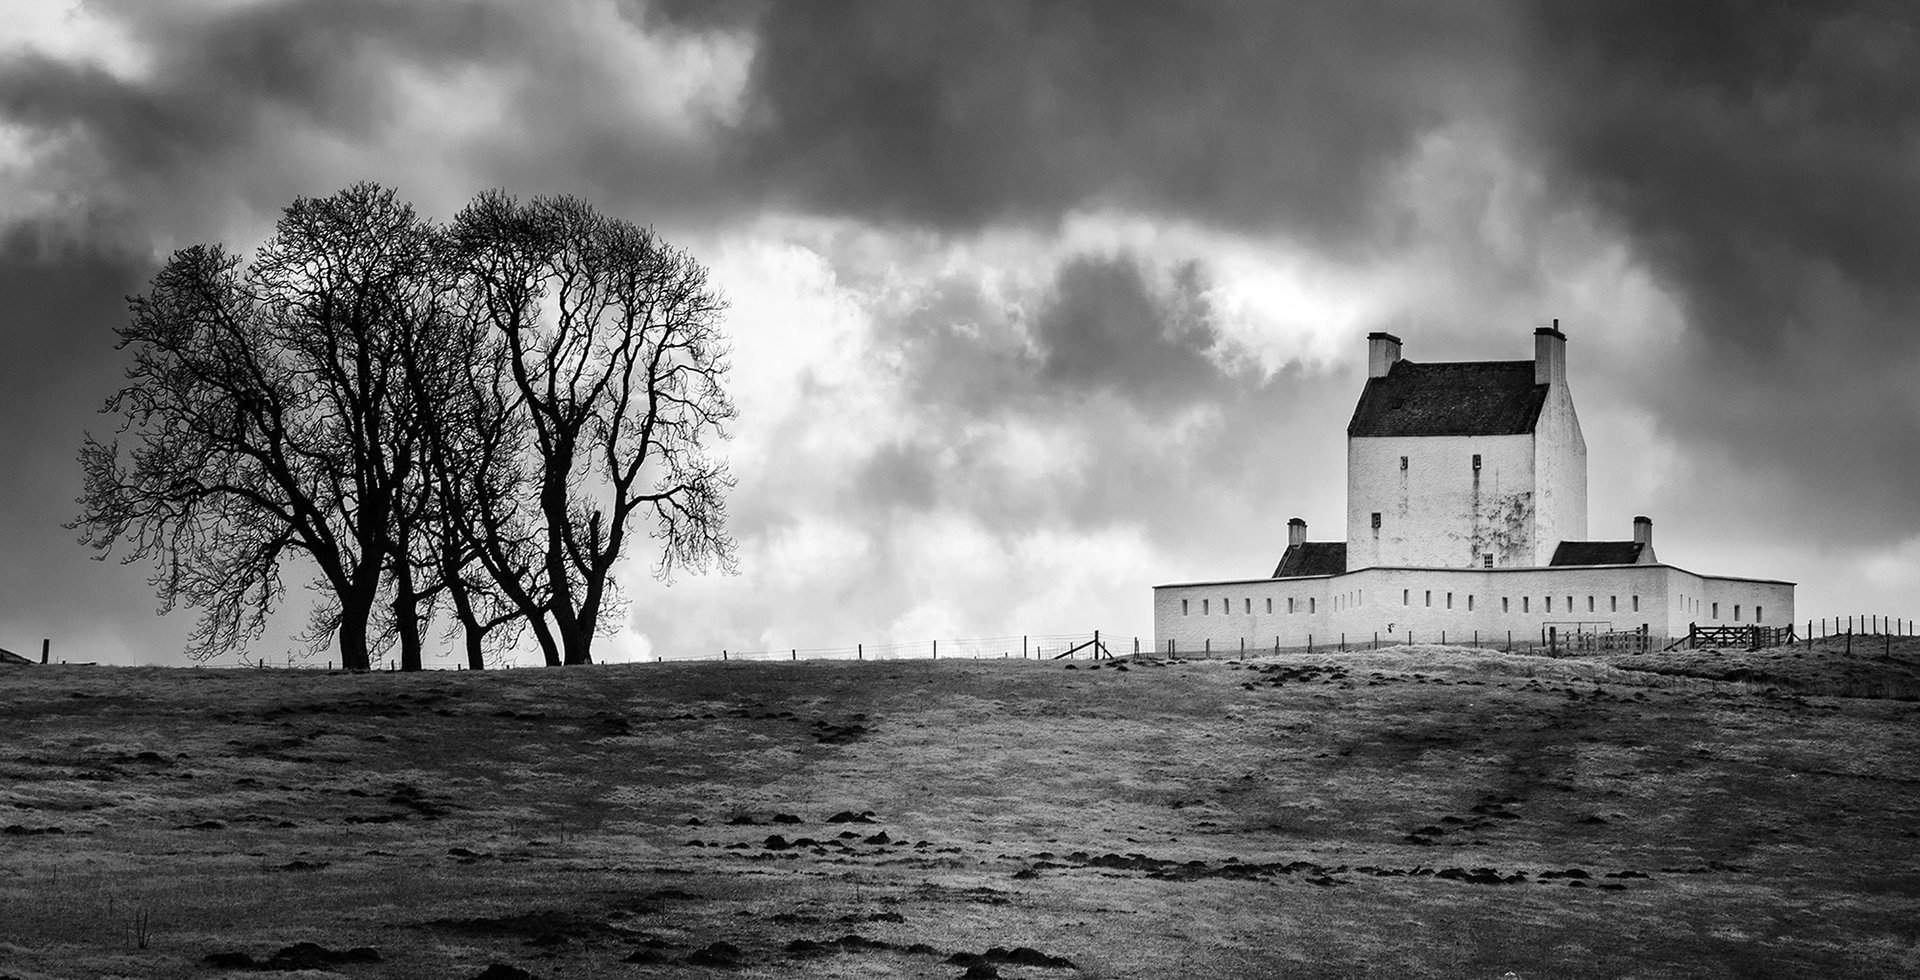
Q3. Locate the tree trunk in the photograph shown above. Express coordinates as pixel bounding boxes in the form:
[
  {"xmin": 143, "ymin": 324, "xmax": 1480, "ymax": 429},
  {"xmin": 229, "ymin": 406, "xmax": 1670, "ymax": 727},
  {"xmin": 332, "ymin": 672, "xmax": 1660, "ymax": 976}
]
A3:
[
  {"xmin": 337, "ymin": 602, "xmax": 373, "ymax": 672},
  {"xmin": 560, "ymin": 621, "xmax": 594, "ymax": 665},
  {"xmin": 444, "ymin": 576, "xmax": 487, "ymax": 671},
  {"xmin": 529, "ymin": 614, "xmax": 562, "ymax": 667},
  {"xmin": 394, "ymin": 589, "xmax": 424, "ymax": 672}
]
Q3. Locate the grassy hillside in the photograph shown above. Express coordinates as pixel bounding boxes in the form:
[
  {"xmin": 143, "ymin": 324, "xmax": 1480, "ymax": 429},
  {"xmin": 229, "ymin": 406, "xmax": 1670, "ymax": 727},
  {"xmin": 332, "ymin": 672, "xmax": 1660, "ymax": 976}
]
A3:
[{"xmin": 2, "ymin": 644, "xmax": 1918, "ymax": 979}]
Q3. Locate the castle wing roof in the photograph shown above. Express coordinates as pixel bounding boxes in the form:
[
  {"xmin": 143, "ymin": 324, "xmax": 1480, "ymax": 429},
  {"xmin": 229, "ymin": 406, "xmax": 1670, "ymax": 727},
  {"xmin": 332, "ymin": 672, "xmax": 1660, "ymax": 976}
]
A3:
[
  {"xmin": 1347, "ymin": 360, "xmax": 1547, "ymax": 437},
  {"xmin": 1549, "ymin": 541, "xmax": 1646, "ymax": 566},
  {"xmin": 1272, "ymin": 542, "xmax": 1347, "ymax": 578},
  {"xmin": 0, "ymin": 647, "xmax": 32, "ymax": 665}
]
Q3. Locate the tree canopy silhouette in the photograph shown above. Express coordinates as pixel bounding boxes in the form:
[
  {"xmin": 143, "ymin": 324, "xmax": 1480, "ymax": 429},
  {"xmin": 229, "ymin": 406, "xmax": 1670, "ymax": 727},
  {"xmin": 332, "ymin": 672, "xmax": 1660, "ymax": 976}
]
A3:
[{"xmin": 73, "ymin": 184, "xmax": 736, "ymax": 669}]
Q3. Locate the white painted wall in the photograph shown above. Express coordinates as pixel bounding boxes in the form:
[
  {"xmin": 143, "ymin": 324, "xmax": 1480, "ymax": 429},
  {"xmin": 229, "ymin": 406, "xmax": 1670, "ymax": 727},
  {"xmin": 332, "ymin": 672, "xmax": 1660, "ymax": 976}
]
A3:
[
  {"xmin": 1348, "ymin": 434, "xmax": 1535, "ymax": 569},
  {"xmin": 1153, "ymin": 564, "xmax": 1793, "ymax": 654},
  {"xmin": 1531, "ymin": 374, "xmax": 1588, "ymax": 566}
]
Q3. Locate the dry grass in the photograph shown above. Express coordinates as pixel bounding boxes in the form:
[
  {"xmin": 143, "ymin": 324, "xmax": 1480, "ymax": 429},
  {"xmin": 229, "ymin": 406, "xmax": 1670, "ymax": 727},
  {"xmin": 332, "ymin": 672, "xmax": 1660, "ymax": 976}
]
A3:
[
  {"xmin": 1600, "ymin": 635, "xmax": 1920, "ymax": 700},
  {"xmin": 1, "ymin": 647, "xmax": 1918, "ymax": 979}
]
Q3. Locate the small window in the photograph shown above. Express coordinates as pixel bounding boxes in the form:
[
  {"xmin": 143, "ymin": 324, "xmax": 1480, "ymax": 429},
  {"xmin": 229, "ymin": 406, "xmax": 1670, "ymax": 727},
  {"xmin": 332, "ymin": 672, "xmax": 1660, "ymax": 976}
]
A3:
[
  {"xmin": 1266, "ymin": 597, "xmax": 1273, "ymax": 613},
  {"xmin": 1734, "ymin": 605, "xmax": 1741, "ymax": 622},
  {"xmin": 1245, "ymin": 598, "xmax": 1251, "ymax": 614},
  {"xmin": 1610, "ymin": 595, "xmax": 1617, "ymax": 612},
  {"xmin": 1632, "ymin": 595, "xmax": 1639, "ymax": 612},
  {"xmin": 1545, "ymin": 596, "xmax": 1552, "ymax": 613},
  {"xmin": 1712, "ymin": 602, "xmax": 1719, "ymax": 620},
  {"xmin": 1425, "ymin": 590, "xmax": 1432, "ymax": 607},
  {"xmin": 1203, "ymin": 599, "xmax": 1209, "ymax": 614},
  {"xmin": 1403, "ymin": 589, "xmax": 1410, "ymax": 606},
  {"xmin": 1182, "ymin": 599, "xmax": 1189, "ymax": 615},
  {"xmin": 1523, "ymin": 597, "xmax": 1530, "ymax": 613},
  {"xmin": 1756, "ymin": 605, "xmax": 1763, "ymax": 622},
  {"xmin": 1400, "ymin": 456, "xmax": 1409, "ymax": 470},
  {"xmin": 1472, "ymin": 453, "xmax": 1482, "ymax": 471},
  {"xmin": 1566, "ymin": 596, "xmax": 1573, "ymax": 613},
  {"xmin": 1288, "ymin": 597, "xmax": 1295, "ymax": 613},
  {"xmin": 1587, "ymin": 596, "xmax": 1595, "ymax": 613},
  {"xmin": 1483, "ymin": 553, "xmax": 1494, "ymax": 568},
  {"xmin": 1309, "ymin": 598, "xmax": 1316, "ymax": 613},
  {"xmin": 1502, "ymin": 596, "xmax": 1509, "ymax": 612},
  {"xmin": 1446, "ymin": 592, "xmax": 1453, "ymax": 609},
  {"xmin": 1371, "ymin": 512, "xmax": 1382, "ymax": 529},
  {"xmin": 1467, "ymin": 594, "xmax": 1474, "ymax": 612}
]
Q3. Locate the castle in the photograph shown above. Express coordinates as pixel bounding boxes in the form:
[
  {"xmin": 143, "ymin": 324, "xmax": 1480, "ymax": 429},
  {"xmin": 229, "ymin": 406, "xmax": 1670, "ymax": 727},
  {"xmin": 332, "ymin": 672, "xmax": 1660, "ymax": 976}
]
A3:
[{"xmin": 1153, "ymin": 325, "xmax": 1794, "ymax": 652}]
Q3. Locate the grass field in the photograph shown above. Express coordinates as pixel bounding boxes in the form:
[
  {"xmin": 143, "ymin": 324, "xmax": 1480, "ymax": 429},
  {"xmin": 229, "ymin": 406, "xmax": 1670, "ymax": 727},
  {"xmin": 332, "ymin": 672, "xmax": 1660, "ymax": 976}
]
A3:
[{"xmin": 2, "ymin": 642, "xmax": 1918, "ymax": 979}]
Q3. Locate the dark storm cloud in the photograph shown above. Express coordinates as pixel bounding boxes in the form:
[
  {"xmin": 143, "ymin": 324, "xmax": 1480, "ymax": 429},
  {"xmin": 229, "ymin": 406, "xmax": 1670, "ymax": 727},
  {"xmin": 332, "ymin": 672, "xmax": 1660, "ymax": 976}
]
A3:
[
  {"xmin": 1525, "ymin": 2, "xmax": 1920, "ymax": 351},
  {"xmin": 0, "ymin": 0, "xmax": 1512, "ymax": 240},
  {"xmin": 4, "ymin": 0, "xmax": 1918, "ymax": 657},
  {"xmin": 1035, "ymin": 258, "xmax": 1220, "ymax": 402},
  {"xmin": 0, "ymin": 224, "xmax": 191, "ymax": 654},
  {"xmin": 730, "ymin": 1, "xmax": 1509, "ymax": 238},
  {"xmin": 1518, "ymin": 1, "xmax": 1920, "ymax": 543},
  {"xmin": 845, "ymin": 252, "xmax": 1341, "ymax": 538},
  {"xmin": 0, "ymin": 2, "xmax": 511, "ymax": 181}
]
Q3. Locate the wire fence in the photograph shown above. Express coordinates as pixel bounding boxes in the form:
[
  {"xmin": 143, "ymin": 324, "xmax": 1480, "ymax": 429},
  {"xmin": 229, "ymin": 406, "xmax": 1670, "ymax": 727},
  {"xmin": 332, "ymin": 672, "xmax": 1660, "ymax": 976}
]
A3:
[
  {"xmin": 688, "ymin": 632, "xmax": 1144, "ymax": 663},
  {"xmin": 1804, "ymin": 615, "xmax": 1914, "ymax": 639}
]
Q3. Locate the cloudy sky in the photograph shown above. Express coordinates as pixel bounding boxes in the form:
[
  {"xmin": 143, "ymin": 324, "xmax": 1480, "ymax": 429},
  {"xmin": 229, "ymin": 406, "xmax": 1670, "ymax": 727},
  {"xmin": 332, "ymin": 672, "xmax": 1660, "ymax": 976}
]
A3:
[{"xmin": 2, "ymin": 0, "xmax": 1916, "ymax": 666}]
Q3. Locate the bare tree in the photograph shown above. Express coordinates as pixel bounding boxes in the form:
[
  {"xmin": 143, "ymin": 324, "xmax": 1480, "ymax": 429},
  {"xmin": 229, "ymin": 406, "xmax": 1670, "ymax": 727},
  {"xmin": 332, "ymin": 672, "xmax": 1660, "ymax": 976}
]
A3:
[
  {"xmin": 73, "ymin": 184, "xmax": 442, "ymax": 671},
  {"xmin": 449, "ymin": 192, "xmax": 737, "ymax": 665}
]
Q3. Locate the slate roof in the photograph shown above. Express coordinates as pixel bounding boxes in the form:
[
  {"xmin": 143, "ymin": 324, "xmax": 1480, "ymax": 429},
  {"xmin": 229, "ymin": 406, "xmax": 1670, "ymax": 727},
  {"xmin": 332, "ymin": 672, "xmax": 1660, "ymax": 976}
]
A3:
[
  {"xmin": 1272, "ymin": 542, "xmax": 1348, "ymax": 578},
  {"xmin": 1347, "ymin": 360, "xmax": 1548, "ymax": 438},
  {"xmin": 1549, "ymin": 541, "xmax": 1646, "ymax": 566}
]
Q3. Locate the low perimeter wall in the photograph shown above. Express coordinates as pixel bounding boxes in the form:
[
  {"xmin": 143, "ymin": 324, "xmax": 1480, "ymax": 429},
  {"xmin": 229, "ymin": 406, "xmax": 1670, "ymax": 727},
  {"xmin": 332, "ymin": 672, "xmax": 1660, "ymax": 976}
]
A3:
[{"xmin": 1153, "ymin": 563, "xmax": 1793, "ymax": 654}]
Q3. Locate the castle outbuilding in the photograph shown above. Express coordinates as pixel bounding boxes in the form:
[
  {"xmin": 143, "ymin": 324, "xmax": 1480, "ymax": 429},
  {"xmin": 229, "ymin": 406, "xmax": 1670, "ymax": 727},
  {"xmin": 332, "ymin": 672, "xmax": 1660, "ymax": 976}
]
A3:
[{"xmin": 1153, "ymin": 325, "xmax": 1793, "ymax": 653}]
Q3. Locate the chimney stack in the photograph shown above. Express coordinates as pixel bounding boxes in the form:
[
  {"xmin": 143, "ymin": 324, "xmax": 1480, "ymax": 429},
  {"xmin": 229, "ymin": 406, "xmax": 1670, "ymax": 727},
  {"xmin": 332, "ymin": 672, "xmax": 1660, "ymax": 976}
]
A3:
[
  {"xmin": 1288, "ymin": 517, "xmax": 1308, "ymax": 549},
  {"xmin": 1367, "ymin": 332, "xmax": 1402, "ymax": 378},
  {"xmin": 40, "ymin": 638, "xmax": 48, "ymax": 665},
  {"xmin": 1534, "ymin": 320, "xmax": 1566, "ymax": 386},
  {"xmin": 1633, "ymin": 516, "xmax": 1655, "ymax": 563}
]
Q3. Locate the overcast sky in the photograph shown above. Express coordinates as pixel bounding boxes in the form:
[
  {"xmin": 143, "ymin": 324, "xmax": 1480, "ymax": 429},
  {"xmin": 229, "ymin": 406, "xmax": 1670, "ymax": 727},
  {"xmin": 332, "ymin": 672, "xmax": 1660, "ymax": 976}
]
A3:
[{"xmin": 2, "ymin": 1, "xmax": 1916, "ymax": 666}]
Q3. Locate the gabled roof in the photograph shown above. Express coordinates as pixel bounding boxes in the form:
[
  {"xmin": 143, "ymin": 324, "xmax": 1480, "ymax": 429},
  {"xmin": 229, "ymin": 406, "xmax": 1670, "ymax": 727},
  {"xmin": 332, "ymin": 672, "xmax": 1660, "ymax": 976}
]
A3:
[
  {"xmin": 1347, "ymin": 360, "xmax": 1547, "ymax": 438},
  {"xmin": 0, "ymin": 647, "xmax": 33, "ymax": 666},
  {"xmin": 1272, "ymin": 542, "xmax": 1347, "ymax": 579},
  {"xmin": 1549, "ymin": 541, "xmax": 1646, "ymax": 566}
]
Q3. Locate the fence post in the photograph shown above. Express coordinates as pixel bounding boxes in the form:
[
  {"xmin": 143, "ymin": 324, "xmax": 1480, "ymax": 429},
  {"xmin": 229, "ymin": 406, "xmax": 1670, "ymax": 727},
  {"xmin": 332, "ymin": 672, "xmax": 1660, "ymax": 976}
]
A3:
[
  {"xmin": 1240, "ymin": 636, "xmax": 1245, "ymax": 657},
  {"xmin": 791, "ymin": 649, "xmax": 796, "ymax": 661},
  {"xmin": 1340, "ymin": 632, "xmax": 1345, "ymax": 652},
  {"xmin": 1548, "ymin": 626, "xmax": 1557, "ymax": 657},
  {"xmin": 1374, "ymin": 631, "xmax": 1378, "ymax": 650},
  {"xmin": 1308, "ymin": 634, "xmax": 1313, "ymax": 654},
  {"xmin": 858, "ymin": 643, "xmax": 863, "ymax": 661},
  {"xmin": 1205, "ymin": 639, "xmax": 1210, "ymax": 658},
  {"xmin": 1023, "ymin": 635, "xmax": 1028, "ymax": 659},
  {"xmin": 933, "ymin": 640, "xmax": 938, "ymax": 660},
  {"xmin": 723, "ymin": 650, "xmax": 728, "ymax": 661}
]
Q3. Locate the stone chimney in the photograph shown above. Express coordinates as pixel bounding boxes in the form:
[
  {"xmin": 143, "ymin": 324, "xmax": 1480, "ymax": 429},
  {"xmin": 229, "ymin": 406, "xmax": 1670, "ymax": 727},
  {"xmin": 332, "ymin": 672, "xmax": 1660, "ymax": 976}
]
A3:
[
  {"xmin": 1367, "ymin": 332, "xmax": 1402, "ymax": 378},
  {"xmin": 1288, "ymin": 517, "xmax": 1308, "ymax": 549},
  {"xmin": 1534, "ymin": 320, "xmax": 1566, "ymax": 386},
  {"xmin": 1633, "ymin": 516, "xmax": 1655, "ymax": 563}
]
